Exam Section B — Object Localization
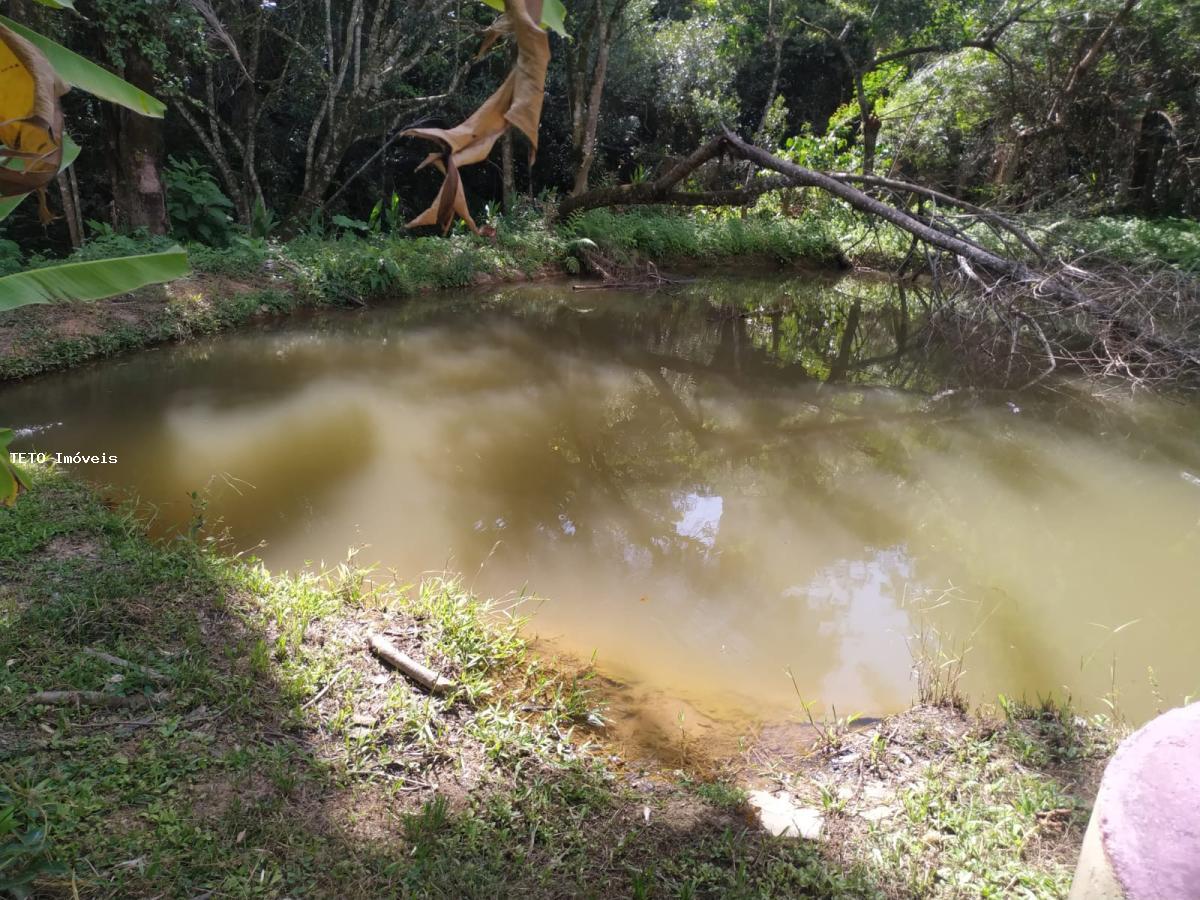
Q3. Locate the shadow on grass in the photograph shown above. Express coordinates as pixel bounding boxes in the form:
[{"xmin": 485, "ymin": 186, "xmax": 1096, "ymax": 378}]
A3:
[{"xmin": 0, "ymin": 469, "xmax": 883, "ymax": 899}]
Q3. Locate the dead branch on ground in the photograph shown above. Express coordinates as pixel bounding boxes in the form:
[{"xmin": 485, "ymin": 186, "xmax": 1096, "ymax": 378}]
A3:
[
  {"xmin": 368, "ymin": 634, "xmax": 454, "ymax": 696},
  {"xmin": 570, "ymin": 242, "xmax": 688, "ymax": 290}
]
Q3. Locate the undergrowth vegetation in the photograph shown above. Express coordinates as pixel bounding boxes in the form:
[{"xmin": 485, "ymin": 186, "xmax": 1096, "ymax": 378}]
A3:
[
  {"xmin": 563, "ymin": 207, "xmax": 842, "ymax": 265},
  {"xmin": 1041, "ymin": 216, "xmax": 1200, "ymax": 273},
  {"xmin": 0, "ymin": 207, "xmax": 846, "ymax": 382}
]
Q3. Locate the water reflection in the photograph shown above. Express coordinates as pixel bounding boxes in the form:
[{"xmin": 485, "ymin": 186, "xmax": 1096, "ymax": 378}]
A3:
[
  {"xmin": 673, "ymin": 493, "xmax": 722, "ymax": 549},
  {"xmin": 4, "ymin": 275, "xmax": 1200, "ymax": 725}
]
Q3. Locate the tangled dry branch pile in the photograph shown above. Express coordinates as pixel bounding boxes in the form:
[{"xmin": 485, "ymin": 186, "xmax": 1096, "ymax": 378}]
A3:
[
  {"xmin": 561, "ymin": 129, "xmax": 1200, "ymax": 390},
  {"xmin": 569, "ymin": 241, "xmax": 686, "ymax": 291},
  {"xmin": 922, "ymin": 256, "xmax": 1200, "ymax": 390}
]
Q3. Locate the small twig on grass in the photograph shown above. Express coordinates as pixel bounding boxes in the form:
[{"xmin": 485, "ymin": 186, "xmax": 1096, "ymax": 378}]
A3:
[
  {"xmin": 367, "ymin": 634, "xmax": 455, "ymax": 696},
  {"xmin": 301, "ymin": 666, "xmax": 349, "ymax": 710},
  {"xmin": 80, "ymin": 648, "xmax": 170, "ymax": 684},
  {"xmin": 69, "ymin": 703, "xmax": 223, "ymax": 731}
]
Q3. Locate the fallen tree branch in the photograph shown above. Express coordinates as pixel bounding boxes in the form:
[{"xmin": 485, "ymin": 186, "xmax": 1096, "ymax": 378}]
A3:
[
  {"xmin": 27, "ymin": 691, "xmax": 172, "ymax": 709},
  {"xmin": 825, "ymin": 171, "xmax": 1047, "ymax": 261},
  {"xmin": 558, "ymin": 137, "xmax": 770, "ymax": 219},
  {"xmin": 301, "ymin": 665, "xmax": 349, "ymax": 710},
  {"xmin": 368, "ymin": 634, "xmax": 454, "ymax": 696}
]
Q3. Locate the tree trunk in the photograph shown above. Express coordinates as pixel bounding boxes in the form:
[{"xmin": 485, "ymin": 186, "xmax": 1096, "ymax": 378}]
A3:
[
  {"xmin": 754, "ymin": 32, "xmax": 784, "ymax": 140},
  {"xmin": 501, "ymin": 128, "xmax": 516, "ymax": 212},
  {"xmin": 571, "ymin": 0, "xmax": 614, "ymax": 196},
  {"xmin": 568, "ymin": 0, "xmax": 629, "ymax": 197},
  {"xmin": 106, "ymin": 52, "xmax": 169, "ymax": 235},
  {"xmin": 56, "ymin": 171, "xmax": 82, "ymax": 249},
  {"xmin": 1126, "ymin": 109, "xmax": 1173, "ymax": 216}
]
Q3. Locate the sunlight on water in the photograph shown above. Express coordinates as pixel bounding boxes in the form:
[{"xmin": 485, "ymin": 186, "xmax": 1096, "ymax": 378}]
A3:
[{"xmin": 6, "ymin": 275, "xmax": 1200, "ymax": 728}]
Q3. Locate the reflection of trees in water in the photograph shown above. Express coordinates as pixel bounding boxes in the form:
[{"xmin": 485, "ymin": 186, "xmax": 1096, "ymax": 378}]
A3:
[
  {"xmin": 8, "ymin": 274, "xmax": 1199, "ymax": 715},
  {"xmin": 424, "ymin": 278, "xmax": 966, "ymax": 707},
  {"xmin": 432, "ymin": 276, "xmax": 967, "ymax": 565}
]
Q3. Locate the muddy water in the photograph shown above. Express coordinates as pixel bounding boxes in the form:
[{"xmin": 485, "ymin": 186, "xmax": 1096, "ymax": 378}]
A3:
[{"xmin": 5, "ymin": 276, "xmax": 1199, "ymax": 731}]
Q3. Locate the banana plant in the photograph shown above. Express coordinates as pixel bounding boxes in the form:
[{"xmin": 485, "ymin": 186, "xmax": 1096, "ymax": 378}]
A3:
[
  {"xmin": 0, "ymin": 12, "xmax": 188, "ymax": 311},
  {"xmin": 0, "ymin": 7, "xmax": 190, "ymax": 504},
  {"xmin": 0, "ymin": 428, "xmax": 23, "ymax": 506}
]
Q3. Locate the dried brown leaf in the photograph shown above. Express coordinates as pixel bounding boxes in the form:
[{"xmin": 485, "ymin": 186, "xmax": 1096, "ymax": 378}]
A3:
[{"xmin": 403, "ymin": 0, "xmax": 549, "ymax": 234}]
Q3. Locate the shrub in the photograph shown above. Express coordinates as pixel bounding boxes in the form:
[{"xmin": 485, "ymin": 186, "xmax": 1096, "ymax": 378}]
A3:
[
  {"xmin": 186, "ymin": 237, "xmax": 269, "ymax": 278},
  {"xmin": 164, "ymin": 158, "xmax": 236, "ymax": 246},
  {"xmin": 0, "ymin": 238, "xmax": 23, "ymax": 276}
]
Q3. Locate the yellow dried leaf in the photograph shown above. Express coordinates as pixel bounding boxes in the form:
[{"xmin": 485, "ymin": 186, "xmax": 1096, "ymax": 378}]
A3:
[{"xmin": 0, "ymin": 24, "xmax": 68, "ymax": 198}]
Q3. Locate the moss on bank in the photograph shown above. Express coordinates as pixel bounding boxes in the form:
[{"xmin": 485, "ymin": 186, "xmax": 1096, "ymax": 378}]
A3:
[
  {"xmin": 0, "ymin": 210, "xmax": 842, "ymax": 383},
  {"xmin": 0, "ymin": 468, "xmax": 1120, "ymax": 898}
]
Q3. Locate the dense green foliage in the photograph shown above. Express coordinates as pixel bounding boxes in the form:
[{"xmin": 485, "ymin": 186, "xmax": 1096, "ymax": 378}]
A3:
[
  {"xmin": 1, "ymin": 0, "xmax": 1195, "ymax": 269},
  {"xmin": 164, "ymin": 158, "xmax": 236, "ymax": 247}
]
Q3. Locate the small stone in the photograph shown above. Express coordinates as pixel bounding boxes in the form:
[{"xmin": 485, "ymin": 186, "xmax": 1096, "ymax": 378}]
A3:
[
  {"xmin": 830, "ymin": 751, "xmax": 859, "ymax": 770},
  {"xmin": 747, "ymin": 790, "xmax": 824, "ymax": 840},
  {"xmin": 859, "ymin": 805, "xmax": 895, "ymax": 823},
  {"xmin": 351, "ymin": 714, "xmax": 377, "ymax": 727},
  {"xmin": 862, "ymin": 782, "xmax": 890, "ymax": 802}
]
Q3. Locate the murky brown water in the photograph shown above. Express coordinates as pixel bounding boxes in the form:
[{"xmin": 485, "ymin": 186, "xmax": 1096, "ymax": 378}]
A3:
[{"xmin": 5, "ymin": 276, "xmax": 1199, "ymax": 729}]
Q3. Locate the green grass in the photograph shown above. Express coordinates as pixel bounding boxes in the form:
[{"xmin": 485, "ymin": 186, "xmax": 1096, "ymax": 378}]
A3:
[
  {"xmin": 0, "ymin": 285, "xmax": 299, "ymax": 381},
  {"xmin": 563, "ymin": 207, "xmax": 842, "ymax": 265},
  {"xmin": 864, "ymin": 714, "xmax": 1114, "ymax": 896},
  {"xmin": 0, "ymin": 467, "xmax": 887, "ymax": 898},
  {"xmin": 0, "ymin": 467, "xmax": 1123, "ymax": 898},
  {"xmin": 1039, "ymin": 216, "xmax": 1200, "ymax": 273},
  {"xmin": 0, "ymin": 210, "xmax": 845, "ymax": 383}
]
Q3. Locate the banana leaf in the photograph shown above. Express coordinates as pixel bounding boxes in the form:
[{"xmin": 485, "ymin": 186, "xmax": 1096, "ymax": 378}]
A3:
[
  {"xmin": 0, "ymin": 16, "xmax": 165, "ymax": 116},
  {"xmin": 0, "ymin": 245, "xmax": 189, "ymax": 311},
  {"xmin": 480, "ymin": 0, "xmax": 567, "ymax": 36},
  {"xmin": 0, "ymin": 428, "xmax": 26, "ymax": 506}
]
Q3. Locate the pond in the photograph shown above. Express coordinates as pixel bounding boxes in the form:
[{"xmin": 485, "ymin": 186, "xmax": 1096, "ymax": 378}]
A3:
[{"xmin": 5, "ymin": 275, "xmax": 1199, "ymax": 733}]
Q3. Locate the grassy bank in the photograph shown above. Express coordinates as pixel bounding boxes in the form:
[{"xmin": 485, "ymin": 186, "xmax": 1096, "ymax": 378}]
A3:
[
  {"xmin": 3, "ymin": 204, "xmax": 1195, "ymax": 384},
  {"xmin": 0, "ymin": 209, "xmax": 841, "ymax": 383},
  {"xmin": 1, "ymin": 467, "xmax": 1121, "ymax": 898}
]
